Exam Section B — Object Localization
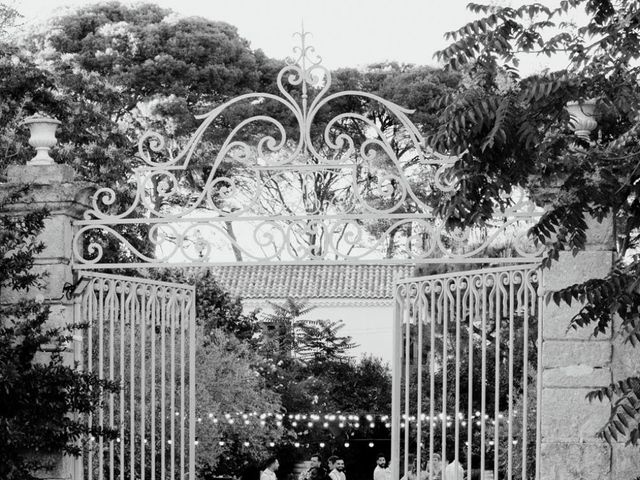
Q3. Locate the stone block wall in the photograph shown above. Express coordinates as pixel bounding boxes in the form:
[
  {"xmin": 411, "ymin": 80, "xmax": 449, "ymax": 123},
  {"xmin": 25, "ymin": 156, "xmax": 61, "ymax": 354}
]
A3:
[
  {"xmin": 539, "ymin": 215, "xmax": 640, "ymax": 479},
  {"xmin": 1, "ymin": 164, "xmax": 94, "ymax": 480},
  {"xmin": 540, "ymin": 250, "xmax": 614, "ymax": 479}
]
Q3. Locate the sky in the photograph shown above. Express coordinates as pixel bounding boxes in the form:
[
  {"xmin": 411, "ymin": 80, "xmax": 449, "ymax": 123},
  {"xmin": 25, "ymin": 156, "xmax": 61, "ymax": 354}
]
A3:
[{"xmin": 12, "ymin": 0, "xmax": 566, "ymax": 73}]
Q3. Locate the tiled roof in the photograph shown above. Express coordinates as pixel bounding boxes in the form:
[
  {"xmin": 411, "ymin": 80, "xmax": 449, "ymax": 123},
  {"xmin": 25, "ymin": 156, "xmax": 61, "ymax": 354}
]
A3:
[{"xmin": 210, "ymin": 264, "xmax": 415, "ymax": 300}]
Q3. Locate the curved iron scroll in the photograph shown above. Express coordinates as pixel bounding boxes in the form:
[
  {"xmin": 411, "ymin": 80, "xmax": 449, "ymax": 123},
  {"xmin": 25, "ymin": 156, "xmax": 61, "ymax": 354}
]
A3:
[{"xmin": 72, "ymin": 30, "xmax": 543, "ymax": 268}]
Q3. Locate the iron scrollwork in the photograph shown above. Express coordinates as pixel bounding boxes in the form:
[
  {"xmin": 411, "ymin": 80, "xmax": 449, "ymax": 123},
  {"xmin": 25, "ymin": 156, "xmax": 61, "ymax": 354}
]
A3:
[{"xmin": 73, "ymin": 30, "xmax": 543, "ymax": 268}]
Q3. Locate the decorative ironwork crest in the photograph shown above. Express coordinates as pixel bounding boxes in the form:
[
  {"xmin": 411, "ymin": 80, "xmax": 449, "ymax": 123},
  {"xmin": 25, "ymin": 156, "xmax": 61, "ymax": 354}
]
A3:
[{"xmin": 73, "ymin": 30, "xmax": 544, "ymax": 268}]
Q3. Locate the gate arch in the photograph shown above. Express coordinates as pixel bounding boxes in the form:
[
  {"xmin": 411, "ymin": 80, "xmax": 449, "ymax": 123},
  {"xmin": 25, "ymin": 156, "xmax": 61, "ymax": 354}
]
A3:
[
  {"xmin": 72, "ymin": 30, "xmax": 544, "ymax": 480},
  {"xmin": 72, "ymin": 29, "xmax": 542, "ymax": 270}
]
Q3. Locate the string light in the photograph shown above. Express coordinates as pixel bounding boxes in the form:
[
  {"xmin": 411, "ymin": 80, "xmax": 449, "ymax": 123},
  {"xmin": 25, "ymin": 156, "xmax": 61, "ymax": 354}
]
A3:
[{"xmin": 191, "ymin": 410, "xmax": 506, "ymax": 434}]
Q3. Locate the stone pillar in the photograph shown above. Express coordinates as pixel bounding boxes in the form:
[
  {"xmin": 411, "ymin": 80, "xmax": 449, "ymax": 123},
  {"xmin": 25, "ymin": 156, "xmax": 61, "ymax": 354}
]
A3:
[
  {"xmin": 1, "ymin": 161, "xmax": 93, "ymax": 479},
  {"xmin": 611, "ymin": 316, "xmax": 640, "ymax": 477},
  {"xmin": 539, "ymin": 216, "xmax": 616, "ymax": 479}
]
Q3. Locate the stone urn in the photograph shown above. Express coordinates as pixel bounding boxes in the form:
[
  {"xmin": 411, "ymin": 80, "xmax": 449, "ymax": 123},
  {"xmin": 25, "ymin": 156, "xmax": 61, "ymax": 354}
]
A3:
[
  {"xmin": 21, "ymin": 114, "xmax": 62, "ymax": 165},
  {"xmin": 565, "ymin": 99, "xmax": 598, "ymax": 141}
]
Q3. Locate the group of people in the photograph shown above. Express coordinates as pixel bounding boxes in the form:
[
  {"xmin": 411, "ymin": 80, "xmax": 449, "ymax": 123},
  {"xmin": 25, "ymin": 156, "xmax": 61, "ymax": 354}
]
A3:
[
  {"xmin": 258, "ymin": 453, "xmax": 347, "ymax": 480},
  {"xmin": 397, "ymin": 453, "xmax": 464, "ymax": 480},
  {"xmin": 295, "ymin": 453, "xmax": 347, "ymax": 480},
  {"xmin": 258, "ymin": 452, "xmax": 463, "ymax": 480}
]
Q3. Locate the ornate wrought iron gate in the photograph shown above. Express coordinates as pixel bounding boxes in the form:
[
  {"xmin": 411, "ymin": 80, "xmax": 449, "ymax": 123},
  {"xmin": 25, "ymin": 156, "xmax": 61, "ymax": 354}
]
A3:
[
  {"xmin": 391, "ymin": 264, "xmax": 542, "ymax": 480},
  {"xmin": 67, "ymin": 29, "xmax": 547, "ymax": 480},
  {"xmin": 75, "ymin": 272, "xmax": 196, "ymax": 480}
]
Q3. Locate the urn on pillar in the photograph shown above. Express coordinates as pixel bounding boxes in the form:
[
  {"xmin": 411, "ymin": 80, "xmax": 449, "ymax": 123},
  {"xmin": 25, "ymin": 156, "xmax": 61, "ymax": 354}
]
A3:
[
  {"xmin": 565, "ymin": 99, "xmax": 598, "ymax": 141},
  {"xmin": 21, "ymin": 114, "xmax": 62, "ymax": 165}
]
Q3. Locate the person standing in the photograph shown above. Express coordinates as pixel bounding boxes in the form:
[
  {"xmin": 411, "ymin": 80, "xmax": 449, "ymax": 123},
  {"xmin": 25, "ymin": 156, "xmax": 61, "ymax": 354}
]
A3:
[
  {"xmin": 329, "ymin": 456, "xmax": 346, "ymax": 480},
  {"xmin": 373, "ymin": 454, "xmax": 390, "ymax": 480},
  {"xmin": 442, "ymin": 456, "xmax": 464, "ymax": 480},
  {"xmin": 427, "ymin": 454, "xmax": 442, "ymax": 479},
  {"xmin": 327, "ymin": 456, "xmax": 337, "ymax": 473},
  {"xmin": 299, "ymin": 453, "xmax": 323, "ymax": 480},
  {"xmin": 261, "ymin": 457, "xmax": 279, "ymax": 480}
]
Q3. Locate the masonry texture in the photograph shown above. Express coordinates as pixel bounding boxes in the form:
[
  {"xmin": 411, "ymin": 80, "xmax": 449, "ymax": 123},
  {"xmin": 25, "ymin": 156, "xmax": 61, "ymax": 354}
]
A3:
[
  {"xmin": 540, "ymin": 216, "xmax": 640, "ymax": 479},
  {"xmin": 1, "ymin": 163, "xmax": 94, "ymax": 480}
]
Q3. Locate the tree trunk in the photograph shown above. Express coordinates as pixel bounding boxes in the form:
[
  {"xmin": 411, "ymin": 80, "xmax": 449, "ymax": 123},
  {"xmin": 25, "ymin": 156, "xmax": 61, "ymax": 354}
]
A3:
[{"xmin": 224, "ymin": 221, "xmax": 243, "ymax": 261}]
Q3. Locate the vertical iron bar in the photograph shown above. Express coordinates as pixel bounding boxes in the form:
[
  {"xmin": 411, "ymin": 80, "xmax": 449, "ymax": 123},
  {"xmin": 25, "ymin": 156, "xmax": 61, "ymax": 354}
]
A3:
[
  {"xmin": 87, "ymin": 279, "xmax": 94, "ymax": 480},
  {"xmin": 403, "ymin": 287, "xmax": 411, "ymax": 479},
  {"xmin": 454, "ymin": 278, "xmax": 461, "ymax": 467},
  {"xmin": 73, "ymin": 289, "xmax": 84, "ymax": 480},
  {"xmin": 480, "ymin": 275, "xmax": 487, "ymax": 477},
  {"xmin": 536, "ymin": 269, "xmax": 543, "ymax": 480},
  {"xmin": 108, "ymin": 280, "xmax": 116, "ymax": 480},
  {"xmin": 467, "ymin": 278, "xmax": 474, "ymax": 478},
  {"xmin": 170, "ymin": 296, "xmax": 176, "ymax": 480},
  {"xmin": 441, "ymin": 280, "xmax": 448, "ymax": 480},
  {"xmin": 508, "ymin": 273, "xmax": 515, "ymax": 480},
  {"xmin": 416, "ymin": 288, "xmax": 424, "ymax": 476},
  {"xmin": 151, "ymin": 288, "xmax": 157, "ymax": 480},
  {"xmin": 428, "ymin": 281, "xmax": 435, "ymax": 480},
  {"xmin": 98, "ymin": 278, "xmax": 105, "ymax": 480},
  {"xmin": 180, "ymin": 292, "xmax": 186, "ymax": 480},
  {"xmin": 522, "ymin": 271, "xmax": 530, "ymax": 480},
  {"xmin": 140, "ymin": 285, "xmax": 146, "ymax": 480},
  {"xmin": 161, "ymin": 289, "xmax": 167, "ymax": 480},
  {"xmin": 120, "ymin": 282, "xmax": 126, "ymax": 480},
  {"xmin": 494, "ymin": 274, "xmax": 502, "ymax": 480},
  {"xmin": 130, "ymin": 284, "xmax": 136, "ymax": 480},
  {"xmin": 189, "ymin": 288, "xmax": 196, "ymax": 480},
  {"xmin": 391, "ymin": 287, "xmax": 402, "ymax": 480}
]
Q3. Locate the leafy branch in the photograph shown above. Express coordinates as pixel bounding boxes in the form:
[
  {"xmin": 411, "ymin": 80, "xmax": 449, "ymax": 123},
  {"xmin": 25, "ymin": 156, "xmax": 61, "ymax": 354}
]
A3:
[{"xmin": 587, "ymin": 377, "xmax": 640, "ymax": 445}]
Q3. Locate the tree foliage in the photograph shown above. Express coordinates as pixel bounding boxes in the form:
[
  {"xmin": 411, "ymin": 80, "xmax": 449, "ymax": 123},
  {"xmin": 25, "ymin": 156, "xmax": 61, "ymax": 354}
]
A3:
[
  {"xmin": 434, "ymin": 0, "xmax": 640, "ymax": 446},
  {"xmin": 0, "ymin": 188, "xmax": 119, "ymax": 480},
  {"xmin": 195, "ymin": 329, "xmax": 283, "ymax": 477}
]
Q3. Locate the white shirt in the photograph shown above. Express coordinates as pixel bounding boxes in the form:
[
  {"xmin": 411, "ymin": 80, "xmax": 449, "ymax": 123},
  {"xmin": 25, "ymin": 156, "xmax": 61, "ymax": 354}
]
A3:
[
  {"xmin": 330, "ymin": 470, "xmax": 346, "ymax": 480},
  {"xmin": 443, "ymin": 461, "xmax": 464, "ymax": 480},
  {"xmin": 261, "ymin": 469, "xmax": 277, "ymax": 480},
  {"xmin": 373, "ymin": 466, "xmax": 390, "ymax": 480}
]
